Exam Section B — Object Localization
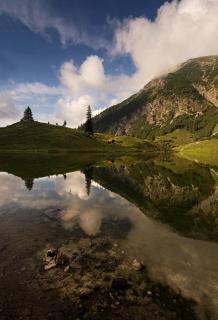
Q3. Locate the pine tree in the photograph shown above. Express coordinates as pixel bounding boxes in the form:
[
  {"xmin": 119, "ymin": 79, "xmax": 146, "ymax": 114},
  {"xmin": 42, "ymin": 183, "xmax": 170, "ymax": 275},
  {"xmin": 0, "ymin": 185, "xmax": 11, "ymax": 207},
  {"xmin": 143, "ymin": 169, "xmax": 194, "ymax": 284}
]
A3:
[
  {"xmin": 84, "ymin": 105, "xmax": 94, "ymax": 135},
  {"xmin": 22, "ymin": 107, "xmax": 34, "ymax": 122}
]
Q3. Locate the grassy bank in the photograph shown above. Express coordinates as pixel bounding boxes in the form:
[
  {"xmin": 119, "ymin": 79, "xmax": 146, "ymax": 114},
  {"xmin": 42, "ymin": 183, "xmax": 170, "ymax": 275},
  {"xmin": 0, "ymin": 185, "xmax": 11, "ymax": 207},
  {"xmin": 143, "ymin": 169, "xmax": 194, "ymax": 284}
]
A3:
[
  {"xmin": 155, "ymin": 129, "xmax": 196, "ymax": 147},
  {"xmin": 0, "ymin": 121, "xmax": 107, "ymax": 152},
  {"xmin": 177, "ymin": 139, "xmax": 218, "ymax": 166},
  {"xmin": 95, "ymin": 133, "xmax": 158, "ymax": 151},
  {"xmin": 0, "ymin": 121, "xmax": 158, "ymax": 154}
]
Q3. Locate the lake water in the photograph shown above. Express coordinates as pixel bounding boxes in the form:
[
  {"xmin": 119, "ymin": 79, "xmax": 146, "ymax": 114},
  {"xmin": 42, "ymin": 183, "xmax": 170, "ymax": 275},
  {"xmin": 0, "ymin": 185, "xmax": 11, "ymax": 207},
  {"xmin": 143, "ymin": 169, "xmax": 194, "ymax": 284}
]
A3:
[{"xmin": 0, "ymin": 154, "xmax": 217, "ymax": 320}]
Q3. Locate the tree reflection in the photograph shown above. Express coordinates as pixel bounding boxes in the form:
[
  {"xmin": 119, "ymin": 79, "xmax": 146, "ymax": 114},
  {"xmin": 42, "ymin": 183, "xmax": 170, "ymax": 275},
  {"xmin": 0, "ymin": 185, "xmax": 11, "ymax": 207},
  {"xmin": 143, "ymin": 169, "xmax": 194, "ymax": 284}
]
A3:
[
  {"xmin": 82, "ymin": 167, "xmax": 93, "ymax": 196},
  {"xmin": 63, "ymin": 173, "xmax": 67, "ymax": 180},
  {"xmin": 24, "ymin": 177, "xmax": 34, "ymax": 191}
]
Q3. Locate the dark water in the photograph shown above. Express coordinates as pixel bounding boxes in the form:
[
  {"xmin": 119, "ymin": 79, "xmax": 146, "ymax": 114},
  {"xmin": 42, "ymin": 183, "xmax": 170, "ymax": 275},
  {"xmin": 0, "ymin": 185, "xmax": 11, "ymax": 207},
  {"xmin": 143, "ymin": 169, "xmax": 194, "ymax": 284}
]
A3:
[{"xmin": 0, "ymin": 154, "xmax": 217, "ymax": 319}]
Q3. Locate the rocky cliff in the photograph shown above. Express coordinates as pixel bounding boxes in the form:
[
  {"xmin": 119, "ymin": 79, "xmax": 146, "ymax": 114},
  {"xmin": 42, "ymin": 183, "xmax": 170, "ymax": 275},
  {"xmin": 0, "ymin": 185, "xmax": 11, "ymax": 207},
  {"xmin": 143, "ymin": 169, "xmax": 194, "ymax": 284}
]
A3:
[{"xmin": 93, "ymin": 56, "xmax": 218, "ymax": 139}]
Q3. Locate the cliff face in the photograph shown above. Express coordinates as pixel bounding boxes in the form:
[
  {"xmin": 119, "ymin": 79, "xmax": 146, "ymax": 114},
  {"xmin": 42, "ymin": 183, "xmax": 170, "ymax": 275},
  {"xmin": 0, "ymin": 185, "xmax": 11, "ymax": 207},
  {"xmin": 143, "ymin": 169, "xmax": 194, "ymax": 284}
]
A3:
[{"xmin": 93, "ymin": 56, "xmax": 218, "ymax": 139}]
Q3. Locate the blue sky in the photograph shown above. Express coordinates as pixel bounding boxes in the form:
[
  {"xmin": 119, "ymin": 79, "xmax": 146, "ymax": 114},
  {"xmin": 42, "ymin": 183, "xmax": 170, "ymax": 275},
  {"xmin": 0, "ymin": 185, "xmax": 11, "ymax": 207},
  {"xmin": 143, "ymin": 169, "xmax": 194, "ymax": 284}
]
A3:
[
  {"xmin": 0, "ymin": 0, "xmax": 217, "ymax": 126},
  {"xmin": 0, "ymin": 0, "xmax": 165, "ymax": 85}
]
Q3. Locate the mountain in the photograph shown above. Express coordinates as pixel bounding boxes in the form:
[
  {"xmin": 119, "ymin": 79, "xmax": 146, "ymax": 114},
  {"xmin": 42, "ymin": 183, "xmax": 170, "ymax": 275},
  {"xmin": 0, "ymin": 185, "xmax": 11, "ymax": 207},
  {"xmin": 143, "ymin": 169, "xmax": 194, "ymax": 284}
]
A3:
[{"xmin": 93, "ymin": 55, "xmax": 218, "ymax": 140}]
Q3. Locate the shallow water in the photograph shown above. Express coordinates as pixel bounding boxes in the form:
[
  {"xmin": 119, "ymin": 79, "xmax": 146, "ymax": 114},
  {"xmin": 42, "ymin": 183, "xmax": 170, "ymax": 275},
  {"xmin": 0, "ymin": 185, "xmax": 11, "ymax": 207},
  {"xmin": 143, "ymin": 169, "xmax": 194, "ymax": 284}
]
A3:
[{"xmin": 0, "ymin": 155, "xmax": 217, "ymax": 319}]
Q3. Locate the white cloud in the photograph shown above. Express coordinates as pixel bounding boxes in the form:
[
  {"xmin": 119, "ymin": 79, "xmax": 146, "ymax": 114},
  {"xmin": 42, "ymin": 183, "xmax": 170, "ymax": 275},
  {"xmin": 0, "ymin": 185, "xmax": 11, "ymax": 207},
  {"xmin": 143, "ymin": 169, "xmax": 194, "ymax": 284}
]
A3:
[
  {"xmin": 12, "ymin": 82, "xmax": 59, "ymax": 97},
  {"xmin": 113, "ymin": 0, "xmax": 218, "ymax": 86},
  {"xmin": 0, "ymin": 0, "xmax": 107, "ymax": 49},
  {"xmin": 55, "ymin": 95, "xmax": 95, "ymax": 127},
  {"xmin": 59, "ymin": 56, "xmax": 105, "ymax": 96},
  {"xmin": 0, "ymin": 91, "xmax": 20, "ymax": 126},
  {"xmin": 55, "ymin": 55, "xmax": 107, "ymax": 126}
]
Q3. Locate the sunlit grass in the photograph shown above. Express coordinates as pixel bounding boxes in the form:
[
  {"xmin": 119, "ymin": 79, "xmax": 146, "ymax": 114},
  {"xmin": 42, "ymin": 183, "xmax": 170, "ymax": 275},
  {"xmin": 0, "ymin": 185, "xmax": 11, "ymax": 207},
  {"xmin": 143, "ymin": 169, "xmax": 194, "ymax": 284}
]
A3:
[
  {"xmin": 177, "ymin": 139, "xmax": 218, "ymax": 166},
  {"xmin": 155, "ymin": 129, "xmax": 196, "ymax": 147}
]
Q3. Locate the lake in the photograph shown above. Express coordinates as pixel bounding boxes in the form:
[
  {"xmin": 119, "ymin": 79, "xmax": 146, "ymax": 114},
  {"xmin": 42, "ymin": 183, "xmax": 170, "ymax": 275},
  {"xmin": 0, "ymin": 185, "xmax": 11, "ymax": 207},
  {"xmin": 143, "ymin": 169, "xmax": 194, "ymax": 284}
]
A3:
[{"xmin": 0, "ymin": 154, "xmax": 217, "ymax": 320}]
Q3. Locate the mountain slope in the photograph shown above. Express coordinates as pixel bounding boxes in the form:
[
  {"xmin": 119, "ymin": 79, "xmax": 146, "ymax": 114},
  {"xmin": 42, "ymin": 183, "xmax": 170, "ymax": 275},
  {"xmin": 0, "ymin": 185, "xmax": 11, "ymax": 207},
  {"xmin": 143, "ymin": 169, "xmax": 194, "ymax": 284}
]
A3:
[{"xmin": 93, "ymin": 55, "xmax": 218, "ymax": 139}]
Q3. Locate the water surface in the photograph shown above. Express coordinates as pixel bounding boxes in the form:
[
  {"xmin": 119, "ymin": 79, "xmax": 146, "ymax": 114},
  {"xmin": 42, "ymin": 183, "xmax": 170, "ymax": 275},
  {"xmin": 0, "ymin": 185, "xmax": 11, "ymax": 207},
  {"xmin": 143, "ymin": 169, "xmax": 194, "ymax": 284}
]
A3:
[{"xmin": 0, "ymin": 155, "xmax": 217, "ymax": 319}]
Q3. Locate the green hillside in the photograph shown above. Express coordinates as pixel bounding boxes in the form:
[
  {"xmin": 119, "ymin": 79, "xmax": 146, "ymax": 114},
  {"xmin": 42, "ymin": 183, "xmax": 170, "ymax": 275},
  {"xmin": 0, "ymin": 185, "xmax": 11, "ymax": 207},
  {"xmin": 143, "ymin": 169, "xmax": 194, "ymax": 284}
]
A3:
[
  {"xmin": 0, "ymin": 121, "xmax": 158, "ymax": 154},
  {"xmin": 93, "ymin": 55, "xmax": 218, "ymax": 140},
  {"xmin": 0, "ymin": 121, "xmax": 106, "ymax": 152}
]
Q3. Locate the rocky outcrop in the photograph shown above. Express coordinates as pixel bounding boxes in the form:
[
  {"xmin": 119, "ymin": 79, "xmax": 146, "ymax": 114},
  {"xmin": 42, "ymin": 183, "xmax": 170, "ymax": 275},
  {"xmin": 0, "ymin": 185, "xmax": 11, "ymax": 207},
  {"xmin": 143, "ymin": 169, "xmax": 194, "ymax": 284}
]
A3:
[{"xmin": 93, "ymin": 55, "xmax": 218, "ymax": 138}]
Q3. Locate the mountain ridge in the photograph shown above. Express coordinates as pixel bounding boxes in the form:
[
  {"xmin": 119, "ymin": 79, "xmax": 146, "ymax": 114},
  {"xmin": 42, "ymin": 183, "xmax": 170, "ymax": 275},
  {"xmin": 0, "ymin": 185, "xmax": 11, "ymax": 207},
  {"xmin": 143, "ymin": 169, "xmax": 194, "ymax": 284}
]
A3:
[{"xmin": 93, "ymin": 55, "xmax": 218, "ymax": 139}]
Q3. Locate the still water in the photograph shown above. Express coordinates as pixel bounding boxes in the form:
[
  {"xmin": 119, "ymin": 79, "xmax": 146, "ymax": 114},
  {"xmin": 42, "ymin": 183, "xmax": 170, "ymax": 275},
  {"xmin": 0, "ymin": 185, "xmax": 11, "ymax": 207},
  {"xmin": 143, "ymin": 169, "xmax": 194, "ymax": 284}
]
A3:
[{"xmin": 0, "ymin": 155, "xmax": 217, "ymax": 320}]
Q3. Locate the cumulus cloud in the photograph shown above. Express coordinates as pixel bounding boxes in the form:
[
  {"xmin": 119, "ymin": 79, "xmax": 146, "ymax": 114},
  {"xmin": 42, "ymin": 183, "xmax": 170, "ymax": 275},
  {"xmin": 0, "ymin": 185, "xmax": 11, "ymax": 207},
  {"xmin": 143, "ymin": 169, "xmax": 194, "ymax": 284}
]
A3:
[
  {"xmin": 54, "ymin": 55, "xmax": 107, "ymax": 126},
  {"xmin": 59, "ymin": 56, "xmax": 105, "ymax": 96},
  {"xmin": 55, "ymin": 95, "xmax": 95, "ymax": 127},
  {"xmin": 113, "ymin": 0, "xmax": 218, "ymax": 86}
]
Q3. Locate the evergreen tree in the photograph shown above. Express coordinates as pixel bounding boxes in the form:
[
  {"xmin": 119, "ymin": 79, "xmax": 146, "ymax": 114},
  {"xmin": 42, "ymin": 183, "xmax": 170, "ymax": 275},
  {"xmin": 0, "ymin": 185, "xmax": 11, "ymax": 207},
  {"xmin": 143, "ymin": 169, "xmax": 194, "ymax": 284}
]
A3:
[
  {"xmin": 22, "ymin": 107, "xmax": 34, "ymax": 122},
  {"xmin": 84, "ymin": 105, "xmax": 94, "ymax": 135},
  {"xmin": 63, "ymin": 120, "xmax": 67, "ymax": 127}
]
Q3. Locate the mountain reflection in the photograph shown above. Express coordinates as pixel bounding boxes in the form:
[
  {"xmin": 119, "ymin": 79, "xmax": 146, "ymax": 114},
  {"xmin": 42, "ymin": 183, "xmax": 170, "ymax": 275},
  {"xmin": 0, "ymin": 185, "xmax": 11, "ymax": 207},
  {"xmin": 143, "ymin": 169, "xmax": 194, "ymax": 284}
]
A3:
[
  {"xmin": 0, "ymin": 156, "xmax": 218, "ymax": 318},
  {"xmin": 92, "ymin": 159, "xmax": 218, "ymax": 242}
]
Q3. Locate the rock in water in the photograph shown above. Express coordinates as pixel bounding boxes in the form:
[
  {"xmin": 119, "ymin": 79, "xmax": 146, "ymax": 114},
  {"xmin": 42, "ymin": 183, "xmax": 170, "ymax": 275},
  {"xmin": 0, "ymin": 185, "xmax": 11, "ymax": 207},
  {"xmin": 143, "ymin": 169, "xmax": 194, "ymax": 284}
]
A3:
[
  {"xmin": 44, "ymin": 248, "xmax": 58, "ymax": 271},
  {"xmin": 111, "ymin": 277, "xmax": 131, "ymax": 290},
  {"xmin": 132, "ymin": 259, "xmax": 144, "ymax": 271}
]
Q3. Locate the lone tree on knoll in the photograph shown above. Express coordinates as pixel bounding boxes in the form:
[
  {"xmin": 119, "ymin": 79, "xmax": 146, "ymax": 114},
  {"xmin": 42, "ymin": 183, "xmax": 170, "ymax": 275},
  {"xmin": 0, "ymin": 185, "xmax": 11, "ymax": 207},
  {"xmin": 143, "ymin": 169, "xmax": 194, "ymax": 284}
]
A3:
[
  {"xmin": 22, "ymin": 107, "xmax": 34, "ymax": 122},
  {"xmin": 84, "ymin": 105, "xmax": 93, "ymax": 135}
]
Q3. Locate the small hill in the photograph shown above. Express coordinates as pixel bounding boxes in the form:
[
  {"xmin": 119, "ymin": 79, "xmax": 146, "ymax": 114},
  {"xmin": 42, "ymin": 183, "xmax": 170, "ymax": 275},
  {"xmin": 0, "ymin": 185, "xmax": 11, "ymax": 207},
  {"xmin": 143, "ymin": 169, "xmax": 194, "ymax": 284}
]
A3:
[
  {"xmin": 0, "ymin": 121, "xmax": 158, "ymax": 153},
  {"xmin": 0, "ymin": 121, "xmax": 108, "ymax": 152},
  {"xmin": 93, "ymin": 55, "xmax": 218, "ymax": 140}
]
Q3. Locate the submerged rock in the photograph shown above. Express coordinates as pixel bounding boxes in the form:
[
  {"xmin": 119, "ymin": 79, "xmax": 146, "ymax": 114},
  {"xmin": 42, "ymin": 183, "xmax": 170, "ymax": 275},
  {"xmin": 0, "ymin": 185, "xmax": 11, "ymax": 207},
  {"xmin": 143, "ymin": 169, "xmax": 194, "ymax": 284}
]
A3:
[
  {"xmin": 44, "ymin": 260, "xmax": 57, "ymax": 271},
  {"xmin": 111, "ymin": 277, "xmax": 131, "ymax": 291},
  {"xmin": 47, "ymin": 248, "xmax": 58, "ymax": 258},
  {"xmin": 39, "ymin": 237, "xmax": 197, "ymax": 319},
  {"xmin": 44, "ymin": 248, "xmax": 59, "ymax": 271},
  {"xmin": 132, "ymin": 259, "xmax": 144, "ymax": 271}
]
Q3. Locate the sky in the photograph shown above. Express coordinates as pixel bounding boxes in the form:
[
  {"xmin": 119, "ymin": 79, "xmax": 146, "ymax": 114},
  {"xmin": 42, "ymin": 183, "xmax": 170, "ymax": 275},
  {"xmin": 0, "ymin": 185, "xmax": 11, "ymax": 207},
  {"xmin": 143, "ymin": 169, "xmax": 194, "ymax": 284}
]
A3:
[{"xmin": 0, "ymin": 0, "xmax": 218, "ymax": 127}]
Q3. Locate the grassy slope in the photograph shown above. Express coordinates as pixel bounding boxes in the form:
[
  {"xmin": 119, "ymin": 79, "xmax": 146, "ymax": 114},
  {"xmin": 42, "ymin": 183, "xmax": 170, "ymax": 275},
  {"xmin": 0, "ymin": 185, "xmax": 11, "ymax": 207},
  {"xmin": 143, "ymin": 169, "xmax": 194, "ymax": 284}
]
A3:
[
  {"xmin": 0, "ymin": 121, "xmax": 159, "ymax": 154},
  {"xmin": 177, "ymin": 139, "xmax": 218, "ymax": 166},
  {"xmin": 155, "ymin": 129, "xmax": 196, "ymax": 147},
  {"xmin": 0, "ymin": 122, "xmax": 105, "ymax": 152},
  {"xmin": 95, "ymin": 133, "xmax": 158, "ymax": 151}
]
